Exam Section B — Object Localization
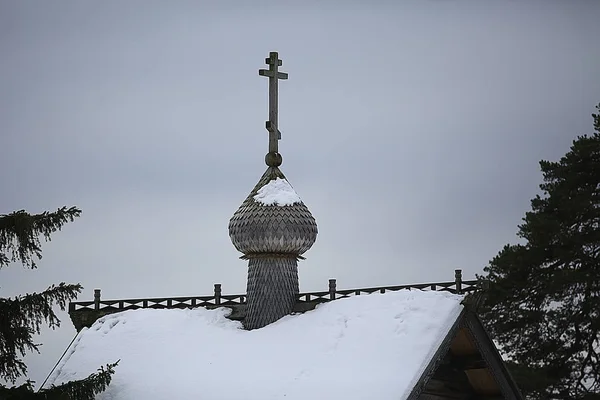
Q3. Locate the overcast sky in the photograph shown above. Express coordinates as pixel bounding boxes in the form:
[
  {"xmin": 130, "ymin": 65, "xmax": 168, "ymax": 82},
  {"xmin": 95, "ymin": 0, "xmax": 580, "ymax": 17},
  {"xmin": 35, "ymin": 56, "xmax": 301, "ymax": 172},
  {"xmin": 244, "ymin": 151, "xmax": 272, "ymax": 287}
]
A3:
[{"xmin": 1, "ymin": 0, "xmax": 599, "ymax": 388}]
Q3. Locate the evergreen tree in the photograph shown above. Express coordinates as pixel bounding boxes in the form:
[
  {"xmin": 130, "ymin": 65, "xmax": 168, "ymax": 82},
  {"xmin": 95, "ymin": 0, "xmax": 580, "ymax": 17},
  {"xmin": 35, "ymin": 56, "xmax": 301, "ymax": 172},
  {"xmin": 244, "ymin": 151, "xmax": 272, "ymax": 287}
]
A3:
[
  {"xmin": 480, "ymin": 104, "xmax": 600, "ymax": 399},
  {"xmin": 0, "ymin": 207, "xmax": 117, "ymax": 399}
]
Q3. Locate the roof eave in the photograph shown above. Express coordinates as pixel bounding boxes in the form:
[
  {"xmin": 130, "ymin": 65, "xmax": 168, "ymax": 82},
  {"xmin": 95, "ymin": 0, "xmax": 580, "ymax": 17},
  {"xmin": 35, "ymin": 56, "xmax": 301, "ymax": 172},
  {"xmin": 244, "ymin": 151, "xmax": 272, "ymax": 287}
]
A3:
[
  {"xmin": 406, "ymin": 308, "xmax": 524, "ymax": 400},
  {"xmin": 406, "ymin": 308, "xmax": 466, "ymax": 400},
  {"xmin": 464, "ymin": 311, "xmax": 524, "ymax": 400}
]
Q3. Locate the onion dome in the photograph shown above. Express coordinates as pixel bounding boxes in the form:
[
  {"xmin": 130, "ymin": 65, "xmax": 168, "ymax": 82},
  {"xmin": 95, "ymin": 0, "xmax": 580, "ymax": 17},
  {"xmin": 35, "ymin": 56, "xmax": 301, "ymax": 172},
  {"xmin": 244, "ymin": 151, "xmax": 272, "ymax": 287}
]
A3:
[{"xmin": 228, "ymin": 166, "xmax": 318, "ymax": 258}]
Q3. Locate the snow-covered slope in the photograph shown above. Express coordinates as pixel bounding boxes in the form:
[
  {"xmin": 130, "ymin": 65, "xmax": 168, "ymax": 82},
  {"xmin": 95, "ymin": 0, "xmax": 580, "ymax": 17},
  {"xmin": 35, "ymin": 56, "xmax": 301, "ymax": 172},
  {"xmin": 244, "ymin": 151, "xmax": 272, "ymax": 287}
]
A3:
[{"xmin": 48, "ymin": 289, "xmax": 463, "ymax": 400}]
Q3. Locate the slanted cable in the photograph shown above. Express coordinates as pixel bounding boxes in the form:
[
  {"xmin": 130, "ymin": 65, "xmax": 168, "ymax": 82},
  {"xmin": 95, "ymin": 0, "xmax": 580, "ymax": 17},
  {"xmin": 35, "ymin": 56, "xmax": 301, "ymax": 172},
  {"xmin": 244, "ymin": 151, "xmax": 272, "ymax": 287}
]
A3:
[{"xmin": 37, "ymin": 330, "xmax": 80, "ymax": 392}]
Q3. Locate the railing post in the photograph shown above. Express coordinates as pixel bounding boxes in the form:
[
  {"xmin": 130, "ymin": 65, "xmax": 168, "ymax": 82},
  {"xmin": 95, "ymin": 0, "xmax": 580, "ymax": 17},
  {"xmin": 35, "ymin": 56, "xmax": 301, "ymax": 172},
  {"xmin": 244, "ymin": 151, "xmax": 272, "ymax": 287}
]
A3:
[
  {"xmin": 214, "ymin": 284, "xmax": 222, "ymax": 305},
  {"xmin": 455, "ymin": 269, "xmax": 463, "ymax": 294},
  {"xmin": 328, "ymin": 279, "xmax": 336, "ymax": 300},
  {"xmin": 94, "ymin": 289, "xmax": 101, "ymax": 310}
]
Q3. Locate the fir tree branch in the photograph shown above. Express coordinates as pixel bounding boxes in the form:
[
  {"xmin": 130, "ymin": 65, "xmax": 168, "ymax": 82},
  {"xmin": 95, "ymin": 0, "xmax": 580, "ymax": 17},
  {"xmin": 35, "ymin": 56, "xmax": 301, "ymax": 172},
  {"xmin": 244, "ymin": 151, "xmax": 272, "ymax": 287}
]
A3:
[
  {"xmin": 0, "ymin": 207, "xmax": 81, "ymax": 269},
  {"xmin": 0, "ymin": 283, "xmax": 82, "ymax": 383},
  {"xmin": 0, "ymin": 205, "xmax": 115, "ymax": 398},
  {"xmin": 0, "ymin": 380, "xmax": 37, "ymax": 400},
  {"xmin": 0, "ymin": 361, "xmax": 119, "ymax": 400},
  {"xmin": 39, "ymin": 361, "xmax": 119, "ymax": 400}
]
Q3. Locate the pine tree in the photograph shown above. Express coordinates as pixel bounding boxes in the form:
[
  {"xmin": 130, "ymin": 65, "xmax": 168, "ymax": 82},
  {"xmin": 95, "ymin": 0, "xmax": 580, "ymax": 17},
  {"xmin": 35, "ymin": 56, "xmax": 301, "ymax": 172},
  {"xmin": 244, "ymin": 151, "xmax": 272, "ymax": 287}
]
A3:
[
  {"xmin": 479, "ymin": 104, "xmax": 600, "ymax": 399},
  {"xmin": 0, "ymin": 207, "xmax": 117, "ymax": 399}
]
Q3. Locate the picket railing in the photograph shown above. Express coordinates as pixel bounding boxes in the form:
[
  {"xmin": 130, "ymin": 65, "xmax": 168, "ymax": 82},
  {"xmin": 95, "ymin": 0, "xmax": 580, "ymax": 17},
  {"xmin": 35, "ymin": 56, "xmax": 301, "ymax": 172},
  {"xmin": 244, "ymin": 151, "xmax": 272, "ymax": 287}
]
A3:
[{"xmin": 69, "ymin": 269, "xmax": 478, "ymax": 313}]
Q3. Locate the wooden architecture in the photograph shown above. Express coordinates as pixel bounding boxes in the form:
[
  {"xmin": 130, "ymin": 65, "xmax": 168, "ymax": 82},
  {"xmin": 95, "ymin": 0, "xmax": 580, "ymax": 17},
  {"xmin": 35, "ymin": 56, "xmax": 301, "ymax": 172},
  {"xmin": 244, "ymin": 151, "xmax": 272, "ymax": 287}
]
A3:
[
  {"xmin": 61, "ymin": 52, "xmax": 524, "ymax": 399},
  {"xmin": 66, "ymin": 270, "xmax": 522, "ymax": 399},
  {"xmin": 69, "ymin": 270, "xmax": 476, "ymax": 331},
  {"xmin": 228, "ymin": 51, "xmax": 318, "ymax": 329},
  {"xmin": 408, "ymin": 303, "xmax": 523, "ymax": 399}
]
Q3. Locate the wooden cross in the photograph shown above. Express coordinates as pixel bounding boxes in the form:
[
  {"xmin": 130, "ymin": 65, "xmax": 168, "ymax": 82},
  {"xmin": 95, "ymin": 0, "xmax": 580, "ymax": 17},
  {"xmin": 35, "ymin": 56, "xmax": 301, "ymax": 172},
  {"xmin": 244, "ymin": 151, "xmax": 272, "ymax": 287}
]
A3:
[{"xmin": 259, "ymin": 51, "xmax": 288, "ymax": 154}]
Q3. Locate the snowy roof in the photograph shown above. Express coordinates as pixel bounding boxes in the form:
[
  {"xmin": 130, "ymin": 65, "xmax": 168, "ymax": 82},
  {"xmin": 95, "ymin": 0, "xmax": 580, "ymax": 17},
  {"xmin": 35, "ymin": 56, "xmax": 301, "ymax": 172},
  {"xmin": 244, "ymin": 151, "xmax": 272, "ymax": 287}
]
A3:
[{"xmin": 48, "ymin": 290, "xmax": 464, "ymax": 400}]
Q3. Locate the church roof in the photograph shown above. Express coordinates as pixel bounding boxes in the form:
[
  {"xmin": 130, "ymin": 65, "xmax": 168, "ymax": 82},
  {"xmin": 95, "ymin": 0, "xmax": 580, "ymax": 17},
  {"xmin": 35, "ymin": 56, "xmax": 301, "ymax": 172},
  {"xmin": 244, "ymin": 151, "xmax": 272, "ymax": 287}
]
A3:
[{"xmin": 48, "ymin": 289, "xmax": 467, "ymax": 400}]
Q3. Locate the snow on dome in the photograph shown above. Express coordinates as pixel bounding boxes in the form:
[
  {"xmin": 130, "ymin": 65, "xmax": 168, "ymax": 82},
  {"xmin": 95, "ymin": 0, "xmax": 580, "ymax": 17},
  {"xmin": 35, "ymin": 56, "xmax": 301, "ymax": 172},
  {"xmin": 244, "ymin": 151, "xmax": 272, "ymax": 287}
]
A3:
[
  {"xmin": 47, "ymin": 290, "xmax": 463, "ymax": 400},
  {"xmin": 253, "ymin": 177, "xmax": 301, "ymax": 206}
]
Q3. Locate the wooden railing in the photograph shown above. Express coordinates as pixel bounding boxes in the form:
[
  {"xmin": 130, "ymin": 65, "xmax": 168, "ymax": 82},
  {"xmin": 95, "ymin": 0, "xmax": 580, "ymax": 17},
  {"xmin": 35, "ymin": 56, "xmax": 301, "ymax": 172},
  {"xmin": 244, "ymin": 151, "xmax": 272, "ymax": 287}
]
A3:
[
  {"xmin": 69, "ymin": 269, "xmax": 479, "ymax": 313},
  {"xmin": 299, "ymin": 274, "xmax": 478, "ymax": 303}
]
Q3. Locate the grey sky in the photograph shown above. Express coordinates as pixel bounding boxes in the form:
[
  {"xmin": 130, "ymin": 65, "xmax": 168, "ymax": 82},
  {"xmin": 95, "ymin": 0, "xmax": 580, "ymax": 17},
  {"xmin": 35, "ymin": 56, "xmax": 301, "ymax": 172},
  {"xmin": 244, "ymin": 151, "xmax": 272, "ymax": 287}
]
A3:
[{"xmin": 1, "ymin": 0, "xmax": 599, "ymax": 388}]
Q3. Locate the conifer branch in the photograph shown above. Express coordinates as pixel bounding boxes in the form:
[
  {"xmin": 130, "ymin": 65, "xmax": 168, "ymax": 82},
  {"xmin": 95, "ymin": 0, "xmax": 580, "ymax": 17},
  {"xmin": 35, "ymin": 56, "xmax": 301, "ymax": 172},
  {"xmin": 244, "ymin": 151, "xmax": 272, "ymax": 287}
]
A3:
[
  {"xmin": 0, "ymin": 361, "xmax": 119, "ymax": 400},
  {"xmin": 0, "ymin": 207, "xmax": 81, "ymax": 269},
  {"xmin": 39, "ymin": 361, "xmax": 119, "ymax": 400},
  {"xmin": 0, "ymin": 283, "xmax": 82, "ymax": 383},
  {"xmin": 0, "ymin": 204, "xmax": 116, "ymax": 398}
]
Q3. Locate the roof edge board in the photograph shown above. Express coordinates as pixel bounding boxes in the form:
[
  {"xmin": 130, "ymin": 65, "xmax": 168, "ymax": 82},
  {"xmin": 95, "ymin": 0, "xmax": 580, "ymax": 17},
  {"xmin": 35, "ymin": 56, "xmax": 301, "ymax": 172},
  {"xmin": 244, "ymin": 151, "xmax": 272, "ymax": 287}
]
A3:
[
  {"xmin": 464, "ymin": 312, "xmax": 524, "ymax": 400},
  {"xmin": 406, "ymin": 308, "xmax": 467, "ymax": 400}
]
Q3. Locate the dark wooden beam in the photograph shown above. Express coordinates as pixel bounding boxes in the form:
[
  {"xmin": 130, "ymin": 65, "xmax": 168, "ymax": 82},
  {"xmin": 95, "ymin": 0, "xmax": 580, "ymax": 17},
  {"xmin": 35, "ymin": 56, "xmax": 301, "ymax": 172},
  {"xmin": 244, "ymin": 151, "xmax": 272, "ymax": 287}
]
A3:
[
  {"xmin": 431, "ymin": 364, "xmax": 469, "ymax": 383},
  {"xmin": 452, "ymin": 353, "xmax": 487, "ymax": 370},
  {"xmin": 422, "ymin": 351, "xmax": 489, "ymax": 399},
  {"xmin": 440, "ymin": 350, "xmax": 487, "ymax": 370},
  {"xmin": 422, "ymin": 377, "xmax": 472, "ymax": 399}
]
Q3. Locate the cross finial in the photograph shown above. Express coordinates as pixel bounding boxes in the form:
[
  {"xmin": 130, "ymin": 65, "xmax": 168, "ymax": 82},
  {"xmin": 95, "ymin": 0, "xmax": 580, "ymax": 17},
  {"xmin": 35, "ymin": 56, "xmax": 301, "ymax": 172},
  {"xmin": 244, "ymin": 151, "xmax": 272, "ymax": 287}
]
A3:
[{"xmin": 259, "ymin": 51, "xmax": 288, "ymax": 166}]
